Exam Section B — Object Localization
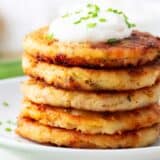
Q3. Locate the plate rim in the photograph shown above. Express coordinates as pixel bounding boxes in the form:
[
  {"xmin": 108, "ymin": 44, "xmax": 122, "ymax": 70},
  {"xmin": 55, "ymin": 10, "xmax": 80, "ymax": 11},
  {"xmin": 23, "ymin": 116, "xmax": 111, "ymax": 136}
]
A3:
[{"xmin": 0, "ymin": 135, "xmax": 160, "ymax": 154}]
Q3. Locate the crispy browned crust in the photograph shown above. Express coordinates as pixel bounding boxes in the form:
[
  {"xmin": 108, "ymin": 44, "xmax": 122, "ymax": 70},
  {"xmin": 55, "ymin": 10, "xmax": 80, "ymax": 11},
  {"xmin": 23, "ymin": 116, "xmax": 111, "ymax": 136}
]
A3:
[
  {"xmin": 21, "ymin": 79, "xmax": 160, "ymax": 112},
  {"xmin": 16, "ymin": 117, "xmax": 160, "ymax": 149},
  {"xmin": 20, "ymin": 100, "xmax": 160, "ymax": 134},
  {"xmin": 23, "ymin": 53, "xmax": 160, "ymax": 91},
  {"xmin": 23, "ymin": 27, "xmax": 160, "ymax": 68}
]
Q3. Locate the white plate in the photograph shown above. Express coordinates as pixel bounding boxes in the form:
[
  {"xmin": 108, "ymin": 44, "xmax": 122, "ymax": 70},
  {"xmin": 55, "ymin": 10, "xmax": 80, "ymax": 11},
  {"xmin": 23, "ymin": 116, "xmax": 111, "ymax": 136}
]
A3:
[{"xmin": 0, "ymin": 77, "xmax": 159, "ymax": 160}]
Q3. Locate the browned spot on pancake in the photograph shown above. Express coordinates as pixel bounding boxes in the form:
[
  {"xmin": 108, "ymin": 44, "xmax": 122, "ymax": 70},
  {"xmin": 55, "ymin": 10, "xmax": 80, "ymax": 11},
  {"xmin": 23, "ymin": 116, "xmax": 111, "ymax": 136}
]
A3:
[{"xmin": 54, "ymin": 54, "xmax": 69, "ymax": 65}]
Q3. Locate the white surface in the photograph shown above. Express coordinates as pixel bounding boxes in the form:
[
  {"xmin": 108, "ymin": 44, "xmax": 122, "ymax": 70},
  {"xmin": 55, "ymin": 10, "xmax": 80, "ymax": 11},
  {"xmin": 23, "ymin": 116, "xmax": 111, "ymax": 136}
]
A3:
[{"xmin": 0, "ymin": 77, "xmax": 159, "ymax": 160}]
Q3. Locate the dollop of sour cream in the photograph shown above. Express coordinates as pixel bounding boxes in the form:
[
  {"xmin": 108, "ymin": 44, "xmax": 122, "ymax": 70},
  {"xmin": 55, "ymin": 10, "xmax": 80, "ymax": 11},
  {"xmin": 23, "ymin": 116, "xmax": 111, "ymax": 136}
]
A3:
[{"xmin": 48, "ymin": 4, "xmax": 135, "ymax": 43}]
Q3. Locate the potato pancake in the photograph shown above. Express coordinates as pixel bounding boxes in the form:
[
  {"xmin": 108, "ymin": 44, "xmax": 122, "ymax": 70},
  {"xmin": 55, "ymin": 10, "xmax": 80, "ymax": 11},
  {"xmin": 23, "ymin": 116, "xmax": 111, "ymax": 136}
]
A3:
[
  {"xmin": 16, "ymin": 118, "xmax": 159, "ymax": 149},
  {"xmin": 23, "ymin": 27, "xmax": 160, "ymax": 68},
  {"xmin": 20, "ymin": 100, "xmax": 160, "ymax": 134},
  {"xmin": 23, "ymin": 54, "xmax": 160, "ymax": 91},
  {"xmin": 21, "ymin": 79, "xmax": 160, "ymax": 112}
]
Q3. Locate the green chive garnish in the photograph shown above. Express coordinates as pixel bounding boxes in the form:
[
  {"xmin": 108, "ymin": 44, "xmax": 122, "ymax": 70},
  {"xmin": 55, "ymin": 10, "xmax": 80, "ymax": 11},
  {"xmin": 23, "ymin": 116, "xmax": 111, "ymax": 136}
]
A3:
[
  {"xmin": 5, "ymin": 127, "xmax": 12, "ymax": 132},
  {"xmin": 95, "ymin": 5, "xmax": 100, "ymax": 12},
  {"xmin": 87, "ymin": 3, "xmax": 93, "ymax": 8},
  {"xmin": 107, "ymin": 8, "xmax": 136, "ymax": 28},
  {"xmin": 87, "ymin": 23, "xmax": 97, "ymax": 28},
  {"xmin": 99, "ymin": 18, "xmax": 106, "ymax": 22},
  {"xmin": 91, "ymin": 12, "xmax": 98, "ymax": 18},
  {"xmin": 87, "ymin": 4, "xmax": 100, "ymax": 11},
  {"xmin": 74, "ymin": 19, "xmax": 81, "ymax": 24},
  {"xmin": 81, "ymin": 16, "xmax": 90, "ymax": 20},
  {"xmin": 107, "ymin": 38, "xmax": 119, "ymax": 44},
  {"xmin": 88, "ymin": 11, "xmax": 97, "ymax": 18},
  {"xmin": 45, "ymin": 34, "xmax": 54, "ymax": 40},
  {"xmin": 2, "ymin": 101, "xmax": 9, "ymax": 107}
]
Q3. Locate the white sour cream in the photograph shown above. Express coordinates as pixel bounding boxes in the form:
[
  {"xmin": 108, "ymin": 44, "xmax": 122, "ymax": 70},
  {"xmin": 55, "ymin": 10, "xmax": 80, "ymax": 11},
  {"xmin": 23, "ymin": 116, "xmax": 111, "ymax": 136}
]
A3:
[{"xmin": 49, "ymin": 4, "xmax": 134, "ymax": 43}]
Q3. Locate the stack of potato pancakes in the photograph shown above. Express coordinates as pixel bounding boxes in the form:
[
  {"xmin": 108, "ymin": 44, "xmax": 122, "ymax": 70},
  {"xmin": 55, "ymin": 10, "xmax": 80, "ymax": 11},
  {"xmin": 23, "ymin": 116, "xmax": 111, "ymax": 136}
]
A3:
[{"xmin": 16, "ymin": 27, "xmax": 160, "ymax": 149}]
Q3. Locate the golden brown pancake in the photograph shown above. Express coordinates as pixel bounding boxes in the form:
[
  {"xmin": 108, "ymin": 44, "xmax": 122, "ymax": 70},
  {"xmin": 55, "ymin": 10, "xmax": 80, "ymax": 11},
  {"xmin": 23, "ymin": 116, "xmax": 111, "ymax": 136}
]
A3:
[
  {"xmin": 22, "ymin": 79, "xmax": 160, "ymax": 112},
  {"xmin": 20, "ymin": 100, "xmax": 160, "ymax": 134},
  {"xmin": 23, "ymin": 27, "xmax": 160, "ymax": 68},
  {"xmin": 23, "ymin": 54, "xmax": 160, "ymax": 91},
  {"xmin": 16, "ymin": 117, "xmax": 160, "ymax": 149}
]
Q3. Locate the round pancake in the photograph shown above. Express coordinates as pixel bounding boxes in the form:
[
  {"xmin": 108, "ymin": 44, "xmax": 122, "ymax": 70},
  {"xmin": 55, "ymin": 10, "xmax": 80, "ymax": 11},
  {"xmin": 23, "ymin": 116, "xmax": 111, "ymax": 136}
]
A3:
[
  {"xmin": 16, "ymin": 118, "xmax": 160, "ymax": 149},
  {"xmin": 22, "ymin": 79, "xmax": 160, "ymax": 112},
  {"xmin": 21, "ymin": 100, "xmax": 160, "ymax": 134},
  {"xmin": 23, "ymin": 54, "xmax": 160, "ymax": 91},
  {"xmin": 23, "ymin": 27, "xmax": 160, "ymax": 68}
]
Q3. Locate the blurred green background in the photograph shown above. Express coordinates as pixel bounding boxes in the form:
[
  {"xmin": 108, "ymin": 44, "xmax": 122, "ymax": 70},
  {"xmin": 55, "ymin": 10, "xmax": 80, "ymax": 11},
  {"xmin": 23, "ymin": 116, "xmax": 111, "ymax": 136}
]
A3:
[{"xmin": 0, "ymin": 59, "xmax": 23, "ymax": 79}]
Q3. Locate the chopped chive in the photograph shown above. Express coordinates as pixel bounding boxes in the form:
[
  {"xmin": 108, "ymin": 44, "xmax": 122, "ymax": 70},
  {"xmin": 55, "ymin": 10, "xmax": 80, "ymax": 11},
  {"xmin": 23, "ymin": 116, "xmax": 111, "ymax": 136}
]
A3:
[
  {"xmin": 88, "ymin": 11, "xmax": 92, "ymax": 15},
  {"xmin": 70, "ymin": 3, "xmax": 102, "ymax": 26},
  {"xmin": 2, "ymin": 101, "xmax": 9, "ymax": 107},
  {"xmin": 87, "ymin": 4, "xmax": 100, "ymax": 11},
  {"xmin": 74, "ymin": 19, "xmax": 81, "ymax": 24},
  {"xmin": 87, "ymin": 3, "xmax": 100, "ymax": 19},
  {"xmin": 45, "ymin": 34, "xmax": 54, "ymax": 40},
  {"xmin": 94, "ymin": 5, "xmax": 100, "ymax": 12},
  {"xmin": 5, "ymin": 127, "xmax": 12, "ymax": 132},
  {"xmin": 87, "ymin": 3, "xmax": 93, "ymax": 8},
  {"xmin": 107, "ymin": 8, "xmax": 122, "ymax": 14},
  {"xmin": 99, "ymin": 18, "xmax": 106, "ymax": 22},
  {"xmin": 87, "ymin": 3, "xmax": 99, "ymax": 18},
  {"xmin": 91, "ymin": 12, "xmax": 98, "ymax": 18},
  {"xmin": 88, "ymin": 11, "xmax": 98, "ymax": 18},
  {"xmin": 107, "ymin": 8, "xmax": 136, "ymax": 28},
  {"xmin": 107, "ymin": 38, "xmax": 120, "ymax": 44},
  {"xmin": 87, "ymin": 23, "xmax": 97, "ymax": 28},
  {"xmin": 80, "ymin": 16, "xmax": 90, "ymax": 20}
]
